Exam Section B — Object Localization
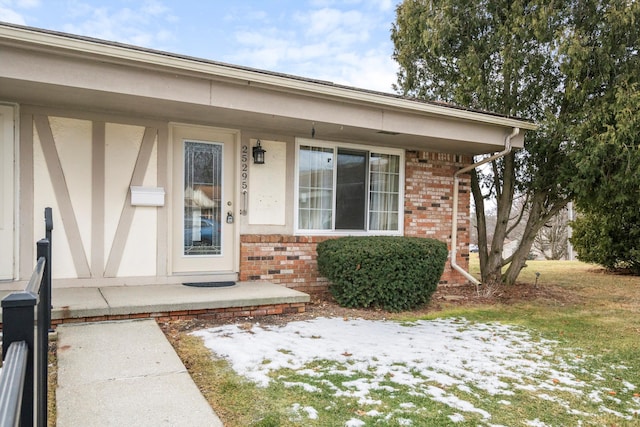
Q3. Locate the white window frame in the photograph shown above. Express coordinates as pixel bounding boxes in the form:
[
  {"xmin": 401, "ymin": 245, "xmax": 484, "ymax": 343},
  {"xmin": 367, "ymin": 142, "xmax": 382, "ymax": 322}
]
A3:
[{"xmin": 294, "ymin": 138, "xmax": 405, "ymax": 236}]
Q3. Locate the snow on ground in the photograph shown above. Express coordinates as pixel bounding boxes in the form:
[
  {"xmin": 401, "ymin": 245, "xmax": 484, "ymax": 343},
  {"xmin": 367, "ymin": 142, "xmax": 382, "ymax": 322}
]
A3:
[
  {"xmin": 290, "ymin": 403, "xmax": 318, "ymax": 420},
  {"xmin": 193, "ymin": 317, "xmax": 639, "ymax": 425}
]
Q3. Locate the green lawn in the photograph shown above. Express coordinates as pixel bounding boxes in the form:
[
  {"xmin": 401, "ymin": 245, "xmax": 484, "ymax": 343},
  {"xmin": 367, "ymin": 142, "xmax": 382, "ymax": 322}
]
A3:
[{"xmin": 168, "ymin": 258, "xmax": 640, "ymax": 426}]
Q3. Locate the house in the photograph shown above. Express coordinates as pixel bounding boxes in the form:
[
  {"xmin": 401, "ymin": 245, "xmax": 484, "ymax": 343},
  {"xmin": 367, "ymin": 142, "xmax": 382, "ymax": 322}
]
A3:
[{"xmin": 0, "ymin": 22, "xmax": 536, "ymax": 295}]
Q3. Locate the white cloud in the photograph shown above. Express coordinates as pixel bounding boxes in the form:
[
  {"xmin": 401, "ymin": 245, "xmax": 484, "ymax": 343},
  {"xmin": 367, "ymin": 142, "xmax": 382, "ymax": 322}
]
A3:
[
  {"xmin": 0, "ymin": 0, "xmax": 40, "ymax": 24},
  {"xmin": 225, "ymin": 3, "xmax": 398, "ymax": 92},
  {"xmin": 140, "ymin": 0, "xmax": 168, "ymax": 16},
  {"xmin": 0, "ymin": 6, "xmax": 25, "ymax": 24},
  {"xmin": 296, "ymin": 8, "xmax": 368, "ymax": 40},
  {"xmin": 60, "ymin": 1, "xmax": 176, "ymax": 49},
  {"xmin": 156, "ymin": 29, "xmax": 173, "ymax": 43},
  {"xmin": 309, "ymin": 0, "xmax": 396, "ymax": 12},
  {"xmin": 376, "ymin": 0, "xmax": 395, "ymax": 11},
  {"xmin": 16, "ymin": 0, "xmax": 39, "ymax": 7},
  {"xmin": 0, "ymin": 0, "xmax": 40, "ymax": 8},
  {"xmin": 334, "ymin": 50, "xmax": 399, "ymax": 92}
]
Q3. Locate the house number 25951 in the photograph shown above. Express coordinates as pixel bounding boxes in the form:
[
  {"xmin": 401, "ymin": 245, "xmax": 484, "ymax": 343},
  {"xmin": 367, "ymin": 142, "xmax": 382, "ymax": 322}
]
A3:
[
  {"xmin": 240, "ymin": 144, "xmax": 249, "ymax": 215},
  {"xmin": 241, "ymin": 144, "xmax": 249, "ymax": 190}
]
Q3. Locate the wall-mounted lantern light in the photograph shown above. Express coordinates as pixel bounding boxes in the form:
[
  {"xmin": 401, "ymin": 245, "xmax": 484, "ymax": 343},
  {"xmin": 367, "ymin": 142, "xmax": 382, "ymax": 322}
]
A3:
[{"xmin": 253, "ymin": 139, "xmax": 266, "ymax": 164}]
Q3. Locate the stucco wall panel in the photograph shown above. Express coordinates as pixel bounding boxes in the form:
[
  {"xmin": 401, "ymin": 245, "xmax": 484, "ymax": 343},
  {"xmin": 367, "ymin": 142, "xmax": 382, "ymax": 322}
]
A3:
[
  {"xmin": 116, "ymin": 138, "xmax": 158, "ymax": 277},
  {"xmin": 49, "ymin": 116, "xmax": 93, "ymax": 264},
  {"xmin": 117, "ymin": 206, "xmax": 157, "ymax": 277},
  {"xmin": 33, "ymin": 125, "xmax": 78, "ymax": 279},
  {"xmin": 142, "ymin": 139, "xmax": 158, "ymax": 187},
  {"xmin": 104, "ymin": 123, "xmax": 144, "ymax": 265},
  {"xmin": 249, "ymin": 139, "xmax": 286, "ymax": 225}
]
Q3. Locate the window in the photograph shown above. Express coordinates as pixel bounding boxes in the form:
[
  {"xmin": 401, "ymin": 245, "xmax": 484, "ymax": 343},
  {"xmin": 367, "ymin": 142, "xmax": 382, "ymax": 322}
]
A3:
[{"xmin": 296, "ymin": 139, "xmax": 403, "ymax": 234}]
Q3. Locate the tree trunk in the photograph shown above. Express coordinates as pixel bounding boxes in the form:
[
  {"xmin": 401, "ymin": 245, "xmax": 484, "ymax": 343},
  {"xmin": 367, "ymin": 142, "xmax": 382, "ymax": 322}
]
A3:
[
  {"xmin": 471, "ymin": 153, "xmax": 517, "ymax": 295},
  {"xmin": 502, "ymin": 193, "xmax": 543, "ymax": 285},
  {"xmin": 503, "ymin": 193, "xmax": 570, "ymax": 285},
  {"xmin": 471, "ymin": 170, "xmax": 489, "ymax": 280},
  {"xmin": 484, "ymin": 152, "xmax": 516, "ymax": 292}
]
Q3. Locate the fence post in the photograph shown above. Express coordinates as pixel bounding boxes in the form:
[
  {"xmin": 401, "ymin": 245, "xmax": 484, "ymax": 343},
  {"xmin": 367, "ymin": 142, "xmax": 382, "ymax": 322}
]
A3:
[
  {"xmin": 44, "ymin": 207, "xmax": 53, "ymax": 332},
  {"xmin": 36, "ymin": 239, "xmax": 49, "ymax": 427},
  {"xmin": 2, "ymin": 291, "xmax": 36, "ymax": 427}
]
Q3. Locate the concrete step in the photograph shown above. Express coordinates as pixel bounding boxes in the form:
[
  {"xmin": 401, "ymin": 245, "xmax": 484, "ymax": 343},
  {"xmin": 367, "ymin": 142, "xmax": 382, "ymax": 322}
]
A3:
[{"xmin": 1, "ymin": 281, "xmax": 310, "ymax": 326}]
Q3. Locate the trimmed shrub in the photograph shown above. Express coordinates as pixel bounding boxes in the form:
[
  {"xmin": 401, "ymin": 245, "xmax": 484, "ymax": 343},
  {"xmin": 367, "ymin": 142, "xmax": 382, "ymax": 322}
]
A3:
[{"xmin": 316, "ymin": 236, "xmax": 448, "ymax": 312}]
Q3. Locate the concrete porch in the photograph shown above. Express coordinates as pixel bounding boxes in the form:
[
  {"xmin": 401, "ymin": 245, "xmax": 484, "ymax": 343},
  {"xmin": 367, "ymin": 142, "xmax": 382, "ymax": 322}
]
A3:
[{"xmin": 1, "ymin": 281, "xmax": 310, "ymax": 327}]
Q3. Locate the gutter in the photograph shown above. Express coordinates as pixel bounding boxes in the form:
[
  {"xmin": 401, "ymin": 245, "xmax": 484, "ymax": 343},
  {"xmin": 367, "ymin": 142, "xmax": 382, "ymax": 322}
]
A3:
[{"xmin": 450, "ymin": 127, "xmax": 520, "ymax": 288}]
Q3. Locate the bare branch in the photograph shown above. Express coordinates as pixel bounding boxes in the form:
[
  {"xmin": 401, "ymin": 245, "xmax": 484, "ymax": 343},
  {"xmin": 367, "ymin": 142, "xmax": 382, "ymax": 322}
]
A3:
[
  {"xmin": 491, "ymin": 159, "xmax": 502, "ymax": 200},
  {"xmin": 506, "ymin": 193, "xmax": 530, "ymax": 235}
]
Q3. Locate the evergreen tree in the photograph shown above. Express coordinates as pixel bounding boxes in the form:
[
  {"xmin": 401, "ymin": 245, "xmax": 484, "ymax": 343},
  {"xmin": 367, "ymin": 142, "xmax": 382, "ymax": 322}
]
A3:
[
  {"xmin": 564, "ymin": 0, "xmax": 640, "ymax": 273},
  {"xmin": 392, "ymin": 0, "xmax": 573, "ymax": 289}
]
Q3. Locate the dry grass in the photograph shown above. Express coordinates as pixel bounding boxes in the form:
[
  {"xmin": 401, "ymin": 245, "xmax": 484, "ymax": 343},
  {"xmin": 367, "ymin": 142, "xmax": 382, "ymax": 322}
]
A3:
[
  {"xmin": 47, "ymin": 336, "xmax": 57, "ymax": 427},
  {"xmin": 462, "ymin": 255, "xmax": 640, "ymax": 357},
  {"xmin": 517, "ymin": 259, "xmax": 640, "ymax": 308},
  {"xmin": 164, "ymin": 330, "xmax": 289, "ymax": 427}
]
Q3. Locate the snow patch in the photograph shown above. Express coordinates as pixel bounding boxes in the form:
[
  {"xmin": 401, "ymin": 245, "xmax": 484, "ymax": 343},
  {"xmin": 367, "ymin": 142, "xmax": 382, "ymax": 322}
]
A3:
[
  {"xmin": 449, "ymin": 413, "xmax": 465, "ymax": 422},
  {"xmin": 193, "ymin": 317, "xmax": 638, "ymax": 424}
]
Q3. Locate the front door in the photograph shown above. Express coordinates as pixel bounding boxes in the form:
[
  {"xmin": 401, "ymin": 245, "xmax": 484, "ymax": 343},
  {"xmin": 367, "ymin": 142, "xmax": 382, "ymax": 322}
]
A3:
[
  {"xmin": 171, "ymin": 125, "xmax": 237, "ymax": 274},
  {"xmin": 0, "ymin": 105, "xmax": 15, "ymax": 280}
]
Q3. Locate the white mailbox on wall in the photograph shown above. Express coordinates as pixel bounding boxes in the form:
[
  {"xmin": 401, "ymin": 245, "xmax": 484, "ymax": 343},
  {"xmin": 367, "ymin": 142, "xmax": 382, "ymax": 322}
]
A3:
[{"xmin": 130, "ymin": 186, "xmax": 165, "ymax": 206}]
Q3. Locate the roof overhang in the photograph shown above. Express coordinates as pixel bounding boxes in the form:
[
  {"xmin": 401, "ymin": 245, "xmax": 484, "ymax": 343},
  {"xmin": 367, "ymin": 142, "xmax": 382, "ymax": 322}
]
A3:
[{"xmin": 0, "ymin": 23, "xmax": 537, "ymax": 154}]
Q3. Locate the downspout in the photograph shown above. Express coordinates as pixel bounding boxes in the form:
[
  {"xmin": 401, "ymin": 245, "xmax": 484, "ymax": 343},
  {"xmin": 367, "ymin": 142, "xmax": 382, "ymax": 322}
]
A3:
[{"xmin": 450, "ymin": 127, "xmax": 520, "ymax": 288}]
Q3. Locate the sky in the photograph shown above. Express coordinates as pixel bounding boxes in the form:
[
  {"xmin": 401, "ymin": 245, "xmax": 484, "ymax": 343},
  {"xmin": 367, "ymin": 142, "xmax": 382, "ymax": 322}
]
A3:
[
  {"xmin": 193, "ymin": 316, "xmax": 639, "ymax": 425},
  {"xmin": 0, "ymin": 0, "xmax": 401, "ymax": 93}
]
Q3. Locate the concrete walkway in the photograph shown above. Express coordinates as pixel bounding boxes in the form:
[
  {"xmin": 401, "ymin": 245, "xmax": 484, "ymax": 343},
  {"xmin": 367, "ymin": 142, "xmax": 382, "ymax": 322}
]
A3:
[{"xmin": 56, "ymin": 319, "xmax": 223, "ymax": 427}]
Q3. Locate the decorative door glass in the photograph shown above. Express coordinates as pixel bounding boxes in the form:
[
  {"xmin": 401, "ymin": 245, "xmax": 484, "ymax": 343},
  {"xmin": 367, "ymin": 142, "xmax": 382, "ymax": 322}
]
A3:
[{"xmin": 183, "ymin": 141, "xmax": 223, "ymax": 256}]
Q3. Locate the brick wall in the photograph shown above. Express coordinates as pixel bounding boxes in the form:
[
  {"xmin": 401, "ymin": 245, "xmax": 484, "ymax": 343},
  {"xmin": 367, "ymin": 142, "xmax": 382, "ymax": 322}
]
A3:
[
  {"xmin": 239, "ymin": 235, "xmax": 334, "ymax": 294},
  {"xmin": 404, "ymin": 151, "xmax": 473, "ymax": 284},
  {"xmin": 239, "ymin": 150, "xmax": 474, "ymax": 293}
]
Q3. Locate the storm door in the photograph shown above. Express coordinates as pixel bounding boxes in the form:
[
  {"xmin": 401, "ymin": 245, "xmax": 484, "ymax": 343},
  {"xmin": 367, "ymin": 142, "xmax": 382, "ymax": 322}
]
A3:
[{"xmin": 172, "ymin": 125, "xmax": 236, "ymax": 274}]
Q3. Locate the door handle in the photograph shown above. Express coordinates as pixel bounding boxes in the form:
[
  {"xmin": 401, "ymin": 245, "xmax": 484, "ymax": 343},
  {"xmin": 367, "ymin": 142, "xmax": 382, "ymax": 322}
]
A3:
[{"xmin": 241, "ymin": 190, "xmax": 248, "ymax": 215}]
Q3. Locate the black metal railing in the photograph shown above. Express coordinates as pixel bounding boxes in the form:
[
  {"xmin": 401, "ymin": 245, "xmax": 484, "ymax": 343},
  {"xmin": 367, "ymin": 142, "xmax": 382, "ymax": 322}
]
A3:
[{"xmin": 0, "ymin": 208, "xmax": 53, "ymax": 427}]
